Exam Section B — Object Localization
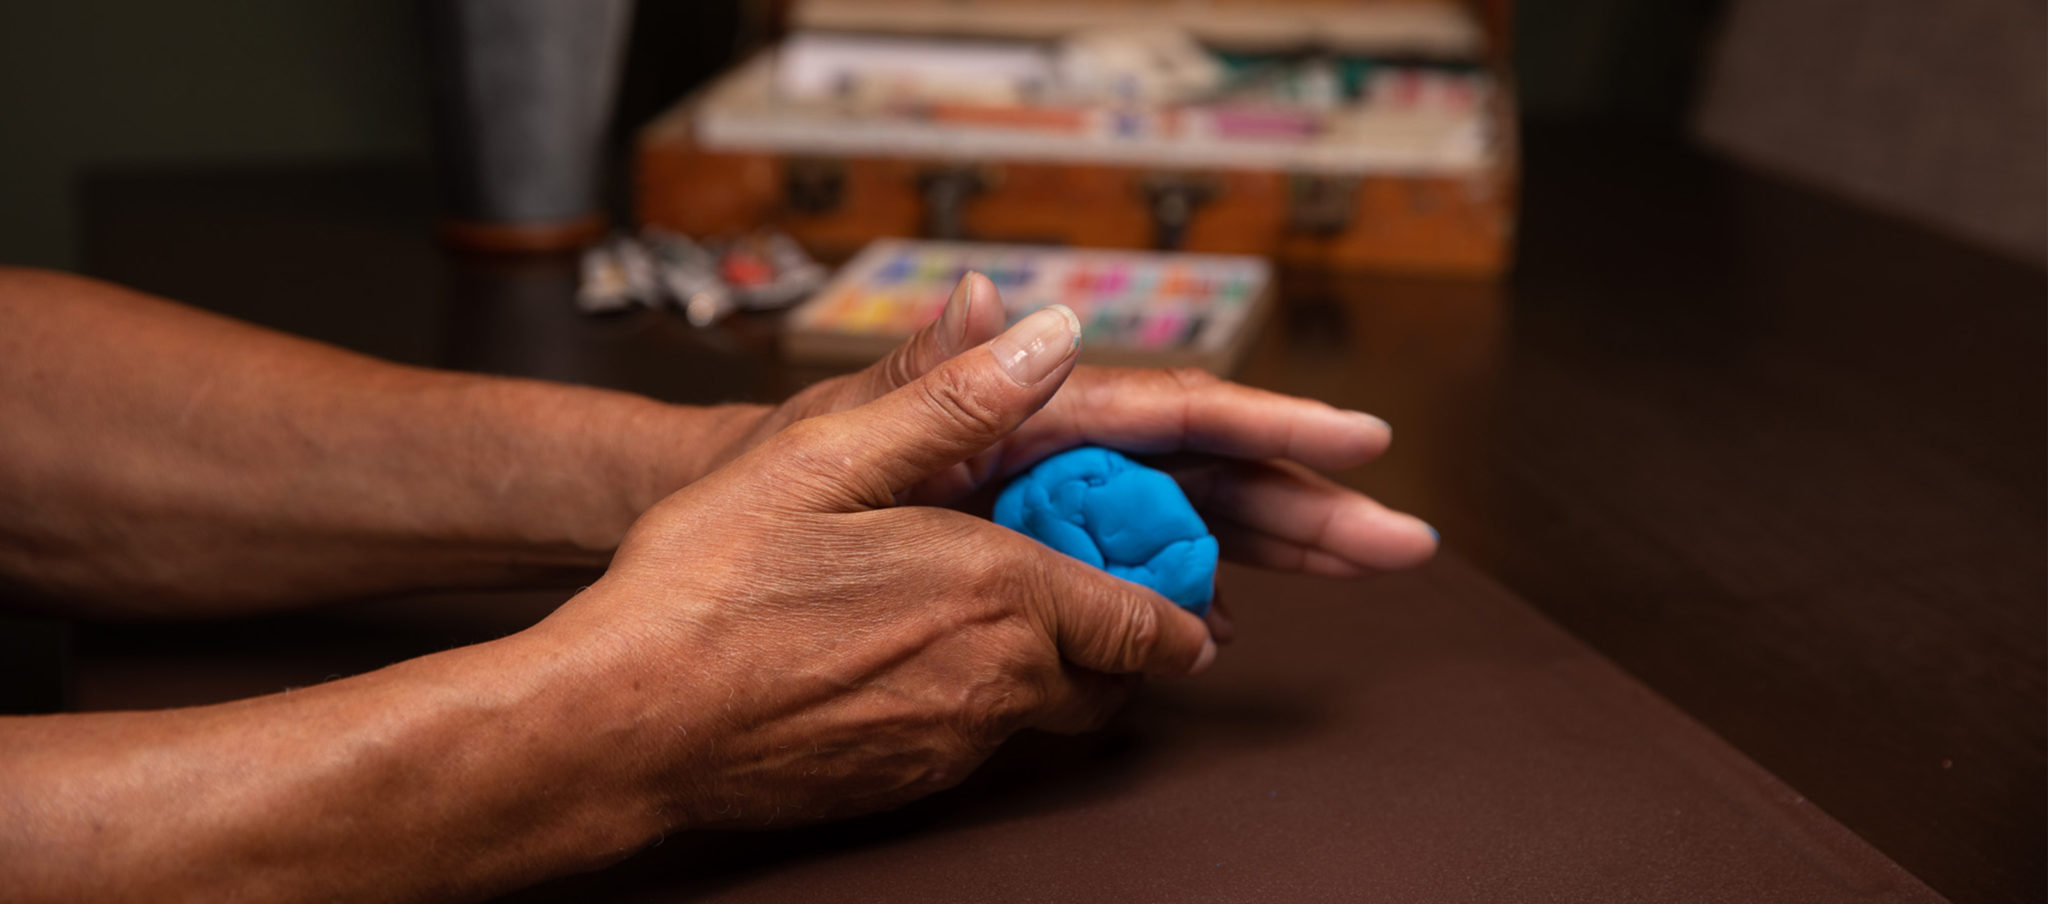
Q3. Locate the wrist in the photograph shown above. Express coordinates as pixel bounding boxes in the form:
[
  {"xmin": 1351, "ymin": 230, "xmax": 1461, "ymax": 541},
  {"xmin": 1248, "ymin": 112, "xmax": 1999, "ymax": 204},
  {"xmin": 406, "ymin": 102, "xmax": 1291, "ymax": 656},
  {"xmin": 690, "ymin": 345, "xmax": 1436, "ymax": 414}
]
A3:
[
  {"xmin": 423, "ymin": 622, "xmax": 680, "ymax": 879},
  {"xmin": 622, "ymin": 400, "xmax": 771, "ymax": 508},
  {"xmin": 464, "ymin": 379, "xmax": 762, "ymax": 556},
  {"xmin": 522, "ymin": 577, "xmax": 735, "ymax": 835}
]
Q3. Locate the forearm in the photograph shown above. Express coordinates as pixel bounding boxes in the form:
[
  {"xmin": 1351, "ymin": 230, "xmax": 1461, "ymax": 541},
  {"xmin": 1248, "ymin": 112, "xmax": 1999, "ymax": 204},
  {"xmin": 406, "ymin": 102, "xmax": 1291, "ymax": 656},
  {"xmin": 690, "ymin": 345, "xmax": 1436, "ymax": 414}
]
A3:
[
  {"xmin": 0, "ymin": 267, "xmax": 766, "ymax": 615},
  {"xmin": 0, "ymin": 621, "xmax": 673, "ymax": 903}
]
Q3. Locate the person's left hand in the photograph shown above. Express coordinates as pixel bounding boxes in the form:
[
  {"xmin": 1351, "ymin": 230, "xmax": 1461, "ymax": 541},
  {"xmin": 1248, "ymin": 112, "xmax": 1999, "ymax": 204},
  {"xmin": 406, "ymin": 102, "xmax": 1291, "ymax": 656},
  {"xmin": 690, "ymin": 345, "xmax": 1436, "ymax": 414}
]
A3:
[{"xmin": 711, "ymin": 273, "xmax": 1436, "ymax": 632}]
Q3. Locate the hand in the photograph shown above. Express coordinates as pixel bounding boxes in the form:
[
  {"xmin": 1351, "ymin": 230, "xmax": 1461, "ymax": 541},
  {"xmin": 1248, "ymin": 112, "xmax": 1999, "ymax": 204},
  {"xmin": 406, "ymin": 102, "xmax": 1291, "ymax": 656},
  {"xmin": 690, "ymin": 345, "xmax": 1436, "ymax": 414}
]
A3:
[
  {"xmin": 712, "ymin": 273, "xmax": 1438, "ymax": 638},
  {"xmin": 538, "ymin": 305, "xmax": 1213, "ymax": 828}
]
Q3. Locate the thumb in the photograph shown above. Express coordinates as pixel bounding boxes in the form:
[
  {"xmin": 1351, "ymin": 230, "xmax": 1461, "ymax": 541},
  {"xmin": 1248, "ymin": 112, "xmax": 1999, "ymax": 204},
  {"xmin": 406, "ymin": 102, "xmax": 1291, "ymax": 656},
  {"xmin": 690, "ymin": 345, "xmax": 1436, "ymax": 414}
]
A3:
[
  {"xmin": 775, "ymin": 304, "xmax": 1083, "ymax": 511},
  {"xmin": 853, "ymin": 271, "xmax": 1008, "ymax": 400}
]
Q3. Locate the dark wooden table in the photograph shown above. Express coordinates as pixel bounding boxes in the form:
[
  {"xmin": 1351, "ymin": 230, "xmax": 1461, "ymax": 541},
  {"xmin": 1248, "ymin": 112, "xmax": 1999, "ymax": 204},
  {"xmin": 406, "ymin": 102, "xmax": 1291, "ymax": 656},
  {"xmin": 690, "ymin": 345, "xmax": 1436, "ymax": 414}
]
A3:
[{"xmin": 46, "ymin": 124, "xmax": 2045, "ymax": 902}]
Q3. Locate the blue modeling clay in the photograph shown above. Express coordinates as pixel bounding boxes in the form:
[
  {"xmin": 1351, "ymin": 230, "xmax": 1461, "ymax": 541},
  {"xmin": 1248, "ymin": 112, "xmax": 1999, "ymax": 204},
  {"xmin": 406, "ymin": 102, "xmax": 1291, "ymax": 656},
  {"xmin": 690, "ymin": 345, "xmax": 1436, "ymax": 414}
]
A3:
[{"xmin": 993, "ymin": 446, "xmax": 1218, "ymax": 616}]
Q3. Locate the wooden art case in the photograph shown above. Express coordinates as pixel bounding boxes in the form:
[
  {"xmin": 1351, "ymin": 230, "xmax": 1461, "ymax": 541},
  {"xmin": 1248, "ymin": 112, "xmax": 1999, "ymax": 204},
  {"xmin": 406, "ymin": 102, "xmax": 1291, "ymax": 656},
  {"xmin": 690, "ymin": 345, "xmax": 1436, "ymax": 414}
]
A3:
[{"xmin": 636, "ymin": 0, "xmax": 1517, "ymax": 276}]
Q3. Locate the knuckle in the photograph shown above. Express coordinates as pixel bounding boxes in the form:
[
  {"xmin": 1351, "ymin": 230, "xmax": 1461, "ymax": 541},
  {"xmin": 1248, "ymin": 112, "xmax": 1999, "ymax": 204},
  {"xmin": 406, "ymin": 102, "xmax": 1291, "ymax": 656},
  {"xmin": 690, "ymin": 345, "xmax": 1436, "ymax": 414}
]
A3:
[
  {"xmin": 877, "ymin": 342, "xmax": 923, "ymax": 391},
  {"xmin": 904, "ymin": 743, "xmax": 980, "ymax": 797},
  {"xmin": 916, "ymin": 366, "xmax": 1009, "ymax": 440},
  {"xmin": 756, "ymin": 416, "xmax": 861, "ymax": 497},
  {"xmin": 1001, "ymin": 541, "xmax": 1068, "ymax": 624},
  {"xmin": 1164, "ymin": 366, "xmax": 1220, "ymax": 393},
  {"xmin": 947, "ymin": 676, "xmax": 1035, "ymax": 750},
  {"xmin": 772, "ymin": 414, "xmax": 840, "ymax": 455},
  {"xmin": 905, "ymin": 523, "xmax": 1031, "ymax": 627},
  {"xmin": 951, "ymin": 525, "xmax": 1028, "ymax": 600},
  {"xmin": 1116, "ymin": 599, "xmax": 1163, "ymax": 672},
  {"xmin": 765, "ymin": 417, "xmax": 839, "ymax": 471},
  {"xmin": 990, "ymin": 532, "xmax": 1044, "ymax": 583}
]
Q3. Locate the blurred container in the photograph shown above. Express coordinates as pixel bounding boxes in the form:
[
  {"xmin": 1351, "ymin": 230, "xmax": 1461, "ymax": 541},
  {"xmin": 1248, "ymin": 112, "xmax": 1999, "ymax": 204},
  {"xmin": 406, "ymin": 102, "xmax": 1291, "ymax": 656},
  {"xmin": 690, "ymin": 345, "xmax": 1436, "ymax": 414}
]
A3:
[{"xmin": 424, "ymin": 0, "xmax": 634, "ymax": 252}]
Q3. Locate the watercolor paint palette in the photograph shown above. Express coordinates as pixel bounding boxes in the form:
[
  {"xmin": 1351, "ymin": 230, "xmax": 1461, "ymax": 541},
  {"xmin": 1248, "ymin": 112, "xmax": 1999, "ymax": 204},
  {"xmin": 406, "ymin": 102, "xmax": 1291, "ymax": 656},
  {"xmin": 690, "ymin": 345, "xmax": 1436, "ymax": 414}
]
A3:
[{"xmin": 783, "ymin": 239, "xmax": 1274, "ymax": 374}]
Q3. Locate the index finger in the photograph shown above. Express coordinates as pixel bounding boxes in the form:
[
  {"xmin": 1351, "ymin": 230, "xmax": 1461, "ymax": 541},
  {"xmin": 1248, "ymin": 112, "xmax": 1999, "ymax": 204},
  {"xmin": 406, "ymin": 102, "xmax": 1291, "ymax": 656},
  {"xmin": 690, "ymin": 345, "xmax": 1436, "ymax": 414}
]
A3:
[
  {"xmin": 1022, "ymin": 539, "xmax": 1215, "ymax": 679},
  {"xmin": 1016, "ymin": 367, "xmax": 1393, "ymax": 473}
]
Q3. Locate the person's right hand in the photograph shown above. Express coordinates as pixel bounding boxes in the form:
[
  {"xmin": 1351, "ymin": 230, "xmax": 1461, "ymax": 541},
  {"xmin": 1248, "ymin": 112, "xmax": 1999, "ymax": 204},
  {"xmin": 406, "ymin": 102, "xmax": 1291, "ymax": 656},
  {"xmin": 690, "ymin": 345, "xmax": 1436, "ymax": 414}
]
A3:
[{"xmin": 534, "ymin": 304, "xmax": 1214, "ymax": 829}]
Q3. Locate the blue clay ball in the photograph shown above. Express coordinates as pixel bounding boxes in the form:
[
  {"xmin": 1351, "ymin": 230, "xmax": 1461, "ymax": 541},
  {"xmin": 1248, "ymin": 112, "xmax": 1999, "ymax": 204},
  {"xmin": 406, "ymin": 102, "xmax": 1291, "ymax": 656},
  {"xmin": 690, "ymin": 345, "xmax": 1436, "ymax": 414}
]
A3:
[{"xmin": 993, "ymin": 446, "xmax": 1217, "ymax": 616}]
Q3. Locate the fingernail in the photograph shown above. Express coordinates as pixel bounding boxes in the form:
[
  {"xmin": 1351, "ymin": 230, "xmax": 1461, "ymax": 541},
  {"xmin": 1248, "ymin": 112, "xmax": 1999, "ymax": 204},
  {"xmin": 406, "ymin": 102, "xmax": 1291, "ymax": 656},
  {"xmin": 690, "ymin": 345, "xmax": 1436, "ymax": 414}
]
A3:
[
  {"xmin": 1189, "ymin": 638, "xmax": 1218, "ymax": 676},
  {"xmin": 989, "ymin": 304, "xmax": 1080, "ymax": 386},
  {"xmin": 935, "ymin": 272, "xmax": 977, "ymax": 354},
  {"xmin": 1346, "ymin": 410, "xmax": 1391, "ymax": 434},
  {"xmin": 1424, "ymin": 523, "xmax": 1440, "ymax": 543}
]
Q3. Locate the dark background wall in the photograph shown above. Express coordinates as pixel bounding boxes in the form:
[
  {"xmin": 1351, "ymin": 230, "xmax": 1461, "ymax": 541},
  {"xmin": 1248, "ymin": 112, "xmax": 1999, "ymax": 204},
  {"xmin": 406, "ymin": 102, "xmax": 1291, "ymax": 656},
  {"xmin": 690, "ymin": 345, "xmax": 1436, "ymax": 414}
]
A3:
[
  {"xmin": 3, "ymin": 1, "xmax": 2039, "ymax": 268},
  {"xmin": 0, "ymin": 0, "xmax": 1728, "ymax": 270},
  {"xmin": 0, "ymin": 1, "xmax": 431, "ymax": 269},
  {"xmin": 1696, "ymin": 0, "xmax": 2046, "ymax": 265}
]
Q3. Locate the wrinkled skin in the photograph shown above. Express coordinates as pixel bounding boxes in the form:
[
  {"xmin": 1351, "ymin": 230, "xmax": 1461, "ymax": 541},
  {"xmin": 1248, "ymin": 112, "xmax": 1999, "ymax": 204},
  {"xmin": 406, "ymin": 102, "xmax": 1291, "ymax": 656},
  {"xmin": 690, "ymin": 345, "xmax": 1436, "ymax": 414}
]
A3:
[
  {"xmin": 545, "ymin": 306, "xmax": 1215, "ymax": 827},
  {"xmin": 707, "ymin": 273, "xmax": 1438, "ymax": 641},
  {"xmin": 0, "ymin": 271, "xmax": 1436, "ymax": 902}
]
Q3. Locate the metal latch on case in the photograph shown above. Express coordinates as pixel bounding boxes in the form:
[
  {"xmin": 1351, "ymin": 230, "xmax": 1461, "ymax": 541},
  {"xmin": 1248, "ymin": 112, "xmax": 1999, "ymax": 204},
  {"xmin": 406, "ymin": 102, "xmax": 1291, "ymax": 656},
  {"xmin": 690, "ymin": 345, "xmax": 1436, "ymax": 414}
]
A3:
[
  {"xmin": 914, "ymin": 164, "xmax": 1001, "ymax": 241},
  {"xmin": 783, "ymin": 158, "xmax": 845, "ymax": 215},
  {"xmin": 1286, "ymin": 172, "xmax": 1362, "ymax": 236},
  {"xmin": 1138, "ymin": 173, "xmax": 1219, "ymax": 250}
]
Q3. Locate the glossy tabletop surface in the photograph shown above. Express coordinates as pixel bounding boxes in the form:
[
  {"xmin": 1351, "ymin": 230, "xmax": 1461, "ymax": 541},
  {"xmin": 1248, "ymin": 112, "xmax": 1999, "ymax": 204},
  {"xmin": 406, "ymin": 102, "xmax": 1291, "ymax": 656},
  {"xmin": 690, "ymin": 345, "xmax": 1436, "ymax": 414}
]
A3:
[{"xmin": 46, "ymin": 124, "xmax": 2044, "ymax": 902}]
